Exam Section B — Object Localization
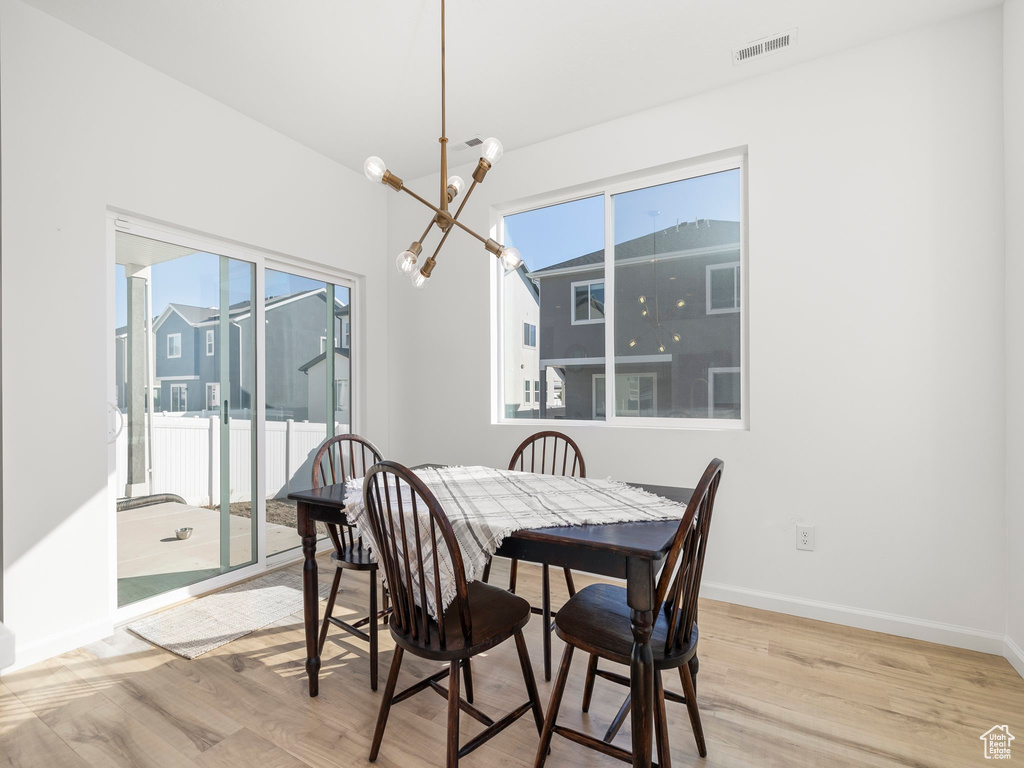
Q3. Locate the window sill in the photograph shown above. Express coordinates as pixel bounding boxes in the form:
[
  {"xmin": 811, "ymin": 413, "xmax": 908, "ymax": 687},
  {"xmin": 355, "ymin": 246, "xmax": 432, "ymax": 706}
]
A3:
[{"xmin": 492, "ymin": 417, "xmax": 747, "ymax": 432}]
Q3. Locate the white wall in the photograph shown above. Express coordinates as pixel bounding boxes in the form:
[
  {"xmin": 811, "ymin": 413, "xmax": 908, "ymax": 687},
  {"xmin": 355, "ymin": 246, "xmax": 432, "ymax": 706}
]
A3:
[
  {"xmin": 388, "ymin": 9, "xmax": 1009, "ymax": 651},
  {"xmin": 0, "ymin": 0, "xmax": 389, "ymax": 667},
  {"xmin": 1005, "ymin": 0, "xmax": 1024, "ymax": 677}
]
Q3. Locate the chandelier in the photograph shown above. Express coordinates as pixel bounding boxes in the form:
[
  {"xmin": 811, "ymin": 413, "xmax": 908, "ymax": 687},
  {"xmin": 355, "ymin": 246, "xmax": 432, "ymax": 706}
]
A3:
[{"xmin": 362, "ymin": 0, "xmax": 522, "ymax": 289}]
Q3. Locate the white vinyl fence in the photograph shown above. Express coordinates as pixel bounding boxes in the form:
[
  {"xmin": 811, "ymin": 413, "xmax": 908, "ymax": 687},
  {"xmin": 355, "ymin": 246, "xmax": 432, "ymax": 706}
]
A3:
[{"xmin": 116, "ymin": 415, "xmax": 348, "ymax": 506}]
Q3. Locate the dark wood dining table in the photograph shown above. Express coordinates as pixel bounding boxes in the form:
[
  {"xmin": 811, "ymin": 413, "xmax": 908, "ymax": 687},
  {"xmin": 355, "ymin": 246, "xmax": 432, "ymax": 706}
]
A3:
[{"xmin": 288, "ymin": 469, "xmax": 693, "ymax": 768}]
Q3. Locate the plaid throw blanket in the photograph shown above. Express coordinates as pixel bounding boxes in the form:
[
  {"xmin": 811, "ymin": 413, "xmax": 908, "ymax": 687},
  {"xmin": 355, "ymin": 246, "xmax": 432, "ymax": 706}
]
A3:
[{"xmin": 343, "ymin": 465, "xmax": 688, "ymax": 618}]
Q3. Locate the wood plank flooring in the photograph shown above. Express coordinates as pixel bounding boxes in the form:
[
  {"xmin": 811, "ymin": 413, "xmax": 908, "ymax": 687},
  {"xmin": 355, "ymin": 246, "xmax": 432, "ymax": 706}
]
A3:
[{"xmin": 2, "ymin": 558, "xmax": 1022, "ymax": 767}]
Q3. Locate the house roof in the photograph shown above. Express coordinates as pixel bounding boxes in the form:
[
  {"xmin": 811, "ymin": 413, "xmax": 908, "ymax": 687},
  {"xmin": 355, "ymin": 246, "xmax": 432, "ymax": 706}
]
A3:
[
  {"xmin": 298, "ymin": 348, "xmax": 351, "ymax": 373},
  {"xmin": 530, "ymin": 219, "xmax": 740, "ymax": 277},
  {"xmin": 151, "ymin": 288, "xmax": 349, "ymax": 331}
]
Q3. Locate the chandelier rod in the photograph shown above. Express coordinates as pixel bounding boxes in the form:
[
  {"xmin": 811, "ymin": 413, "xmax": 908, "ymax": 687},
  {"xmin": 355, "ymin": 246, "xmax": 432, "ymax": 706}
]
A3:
[{"xmin": 439, "ymin": 0, "xmax": 448, "ymax": 212}]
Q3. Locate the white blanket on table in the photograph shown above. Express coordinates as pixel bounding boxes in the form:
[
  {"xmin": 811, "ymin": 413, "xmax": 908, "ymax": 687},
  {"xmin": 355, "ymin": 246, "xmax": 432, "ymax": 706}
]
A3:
[{"xmin": 343, "ymin": 465, "xmax": 688, "ymax": 618}]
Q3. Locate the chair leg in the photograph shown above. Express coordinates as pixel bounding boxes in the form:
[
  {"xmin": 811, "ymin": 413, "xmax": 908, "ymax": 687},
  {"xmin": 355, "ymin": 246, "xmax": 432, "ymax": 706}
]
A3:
[
  {"xmin": 462, "ymin": 658, "xmax": 474, "ymax": 705},
  {"xmin": 481, "ymin": 556, "xmax": 492, "ymax": 584},
  {"xmin": 369, "ymin": 646, "xmax": 404, "ymax": 762},
  {"xmin": 603, "ymin": 693, "xmax": 631, "ymax": 743},
  {"xmin": 581, "ymin": 654, "xmax": 599, "ymax": 713},
  {"xmin": 679, "ymin": 662, "xmax": 707, "ymax": 758},
  {"xmin": 446, "ymin": 660, "xmax": 461, "ymax": 768},
  {"xmin": 318, "ymin": 566, "xmax": 343, "ymax": 654},
  {"xmin": 534, "ymin": 644, "xmax": 574, "ymax": 768},
  {"xmin": 562, "ymin": 567, "xmax": 576, "ymax": 597},
  {"xmin": 369, "ymin": 568, "xmax": 379, "ymax": 691},
  {"xmin": 513, "ymin": 629, "xmax": 545, "ymax": 736},
  {"xmin": 509, "ymin": 559, "xmax": 519, "ymax": 593},
  {"xmin": 542, "ymin": 564, "xmax": 552, "ymax": 681},
  {"xmin": 654, "ymin": 670, "xmax": 671, "ymax": 768}
]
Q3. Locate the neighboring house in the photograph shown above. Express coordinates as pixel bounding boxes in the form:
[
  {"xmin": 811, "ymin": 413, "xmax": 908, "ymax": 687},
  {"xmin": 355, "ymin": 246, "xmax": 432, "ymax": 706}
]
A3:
[
  {"xmin": 114, "ymin": 287, "xmax": 351, "ymax": 422},
  {"xmin": 528, "ymin": 219, "xmax": 741, "ymax": 420},
  {"xmin": 298, "ymin": 349, "xmax": 351, "ymax": 427},
  {"xmin": 503, "ymin": 265, "xmax": 563, "ymax": 418}
]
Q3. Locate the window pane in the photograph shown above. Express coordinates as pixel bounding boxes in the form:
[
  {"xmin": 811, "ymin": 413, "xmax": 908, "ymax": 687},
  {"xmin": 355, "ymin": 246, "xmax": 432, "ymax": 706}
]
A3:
[
  {"xmin": 574, "ymin": 285, "xmax": 589, "ymax": 322},
  {"xmin": 502, "ymin": 195, "xmax": 605, "ymax": 420},
  {"xmin": 612, "ymin": 168, "xmax": 742, "ymax": 420},
  {"xmin": 710, "ymin": 267, "xmax": 735, "ymax": 310},
  {"xmin": 589, "ymin": 283, "xmax": 605, "ymax": 319}
]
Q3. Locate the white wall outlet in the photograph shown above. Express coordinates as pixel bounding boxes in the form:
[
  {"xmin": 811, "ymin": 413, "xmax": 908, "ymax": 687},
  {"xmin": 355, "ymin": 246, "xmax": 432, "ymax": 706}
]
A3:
[{"xmin": 796, "ymin": 524, "xmax": 815, "ymax": 551}]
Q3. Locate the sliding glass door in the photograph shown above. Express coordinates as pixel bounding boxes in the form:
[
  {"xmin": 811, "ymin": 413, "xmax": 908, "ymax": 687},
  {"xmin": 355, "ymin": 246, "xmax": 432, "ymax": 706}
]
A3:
[
  {"xmin": 264, "ymin": 268, "xmax": 353, "ymax": 557},
  {"xmin": 114, "ymin": 231, "xmax": 257, "ymax": 606}
]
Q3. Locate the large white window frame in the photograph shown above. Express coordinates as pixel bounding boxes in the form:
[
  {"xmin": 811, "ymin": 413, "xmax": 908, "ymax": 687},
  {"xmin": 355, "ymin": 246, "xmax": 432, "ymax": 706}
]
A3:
[
  {"xmin": 491, "ymin": 151, "xmax": 748, "ymax": 430},
  {"xmin": 106, "ymin": 212, "xmax": 364, "ymax": 624}
]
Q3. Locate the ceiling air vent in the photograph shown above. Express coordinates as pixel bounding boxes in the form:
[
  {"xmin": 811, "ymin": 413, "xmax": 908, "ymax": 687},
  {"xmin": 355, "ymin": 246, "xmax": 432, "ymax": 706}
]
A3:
[
  {"xmin": 732, "ymin": 28, "xmax": 797, "ymax": 65},
  {"xmin": 451, "ymin": 135, "xmax": 484, "ymax": 153}
]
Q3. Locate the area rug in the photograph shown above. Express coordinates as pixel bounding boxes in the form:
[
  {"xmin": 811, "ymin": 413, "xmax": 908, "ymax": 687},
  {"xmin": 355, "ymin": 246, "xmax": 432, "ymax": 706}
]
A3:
[{"xmin": 127, "ymin": 569, "xmax": 329, "ymax": 659}]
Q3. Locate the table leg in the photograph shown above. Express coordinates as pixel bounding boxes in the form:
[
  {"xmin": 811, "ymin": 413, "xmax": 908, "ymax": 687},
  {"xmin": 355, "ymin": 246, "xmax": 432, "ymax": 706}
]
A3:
[
  {"xmin": 298, "ymin": 501, "xmax": 321, "ymax": 697},
  {"xmin": 626, "ymin": 557, "xmax": 655, "ymax": 768}
]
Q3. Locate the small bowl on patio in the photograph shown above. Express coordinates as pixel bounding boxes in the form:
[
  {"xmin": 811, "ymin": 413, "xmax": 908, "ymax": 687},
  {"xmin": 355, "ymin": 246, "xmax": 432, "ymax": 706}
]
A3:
[{"xmin": 175, "ymin": 527, "xmax": 193, "ymax": 540}]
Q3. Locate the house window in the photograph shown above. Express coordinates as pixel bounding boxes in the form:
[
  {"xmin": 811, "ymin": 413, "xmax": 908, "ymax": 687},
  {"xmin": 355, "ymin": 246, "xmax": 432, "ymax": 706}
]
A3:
[
  {"xmin": 497, "ymin": 159, "xmax": 744, "ymax": 427},
  {"xmin": 570, "ymin": 280, "xmax": 605, "ymax": 325},
  {"xmin": 524, "ymin": 380, "xmax": 531, "ymax": 404},
  {"xmin": 320, "ymin": 335, "xmax": 327, "ymax": 354},
  {"xmin": 206, "ymin": 329, "xmax": 215, "ymax": 356},
  {"xmin": 170, "ymin": 384, "xmax": 188, "ymax": 412},
  {"xmin": 342, "ymin": 319, "xmax": 350, "ymax": 348},
  {"xmin": 593, "ymin": 374, "xmax": 657, "ymax": 419},
  {"xmin": 706, "ymin": 263, "xmax": 741, "ymax": 314},
  {"xmin": 335, "ymin": 379, "xmax": 349, "ymax": 409},
  {"xmin": 708, "ymin": 367, "xmax": 741, "ymax": 419},
  {"xmin": 167, "ymin": 333, "xmax": 182, "ymax": 359},
  {"xmin": 206, "ymin": 382, "xmax": 220, "ymax": 409},
  {"xmin": 535, "ymin": 380, "xmax": 541, "ymax": 402},
  {"xmin": 523, "ymin": 322, "xmax": 537, "ymax": 348}
]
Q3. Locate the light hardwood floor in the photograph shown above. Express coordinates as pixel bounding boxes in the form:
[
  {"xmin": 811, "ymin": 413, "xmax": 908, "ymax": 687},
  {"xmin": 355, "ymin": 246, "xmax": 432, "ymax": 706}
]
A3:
[{"xmin": 2, "ymin": 558, "xmax": 1022, "ymax": 768}]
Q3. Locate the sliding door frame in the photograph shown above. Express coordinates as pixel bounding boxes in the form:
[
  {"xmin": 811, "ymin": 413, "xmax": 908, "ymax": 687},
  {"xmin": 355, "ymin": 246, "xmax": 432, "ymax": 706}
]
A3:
[{"xmin": 106, "ymin": 211, "xmax": 362, "ymax": 624}]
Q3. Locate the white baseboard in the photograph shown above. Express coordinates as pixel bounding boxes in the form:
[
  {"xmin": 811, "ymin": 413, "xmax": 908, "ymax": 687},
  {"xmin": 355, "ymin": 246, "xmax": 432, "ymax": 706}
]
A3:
[
  {"xmin": 701, "ymin": 581, "xmax": 1007, "ymax": 656},
  {"xmin": 1005, "ymin": 635, "xmax": 1024, "ymax": 680},
  {"xmin": 0, "ymin": 618, "xmax": 113, "ymax": 675}
]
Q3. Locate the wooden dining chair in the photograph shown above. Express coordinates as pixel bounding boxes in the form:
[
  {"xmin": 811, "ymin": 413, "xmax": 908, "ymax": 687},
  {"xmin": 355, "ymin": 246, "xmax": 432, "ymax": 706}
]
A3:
[
  {"xmin": 365, "ymin": 461, "xmax": 545, "ymax": 768},
  {"xmin": 312, "ymin": 433, "xmax": 390, "ymax": 691},
  {"xmin": 482, "ymin": 430, "xmax": 585, "ymax": 681},
  {"xmin": 534, "ymin": 458, "xmax": 724, "ymax": 767}
]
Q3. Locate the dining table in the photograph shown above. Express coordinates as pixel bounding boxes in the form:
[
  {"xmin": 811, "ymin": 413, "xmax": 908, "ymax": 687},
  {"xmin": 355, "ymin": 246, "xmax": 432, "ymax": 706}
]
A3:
[{"xmin": 288, "ymin": 466, "xmax": 694, "ymax": 768}]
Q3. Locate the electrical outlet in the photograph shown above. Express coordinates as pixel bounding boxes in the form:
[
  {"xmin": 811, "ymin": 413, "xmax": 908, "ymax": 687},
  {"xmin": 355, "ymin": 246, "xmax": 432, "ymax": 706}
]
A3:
[{"xmin": 796, "ymin": 524, "xmax": 815, "ymax": 551}]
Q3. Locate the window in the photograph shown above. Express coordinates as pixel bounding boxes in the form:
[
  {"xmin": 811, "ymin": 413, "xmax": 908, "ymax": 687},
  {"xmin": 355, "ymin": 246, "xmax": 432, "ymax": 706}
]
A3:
[
  {"xmin": 170, "ymin": 384, "xmax": 187, "ymax": 412},
  {"xmin": 206, "ymin": 329, "xmax": 215, "ymax": 356},
  {"xmin": 335, "ymin": 379, "xmax": 349, "ymax": 407},
  {"xmin": 524, "ymin": 380, "xmax": 531, "ymax": 403},
  {"xmin": 320, "ymin": 335, "xmax": 327, "ymax": 354},
  {"xmin": 571, "ymin": 280, "xmax": 605, "ymax": 325},
  {"xmin": 523, "ymin": 322, "xmax": 537, "ymax": 348},
  {"xmin": 709, "ymin": 367, "xmax": 741, "ymax": 418},
  {"xmin": 707, "ymin": 263, "xmax": 740, "ymax": 314},
  {"xmin": 206, "ymin": 382, "xmax": 220, "ymax": 409},
  {"xmin": 593, "ymin": 374, "xmax": 657, "ymax": 419},
  {"xmin": 498, "ymin": 159, "xmax": 744, "ymax": 427},
  {"xmin": 167, "ymin": 332, "xmax": 182, "ymax": 359},
  {"xmin": 342, "ymin": 319, "xmax": 350, "ymax": 348}
]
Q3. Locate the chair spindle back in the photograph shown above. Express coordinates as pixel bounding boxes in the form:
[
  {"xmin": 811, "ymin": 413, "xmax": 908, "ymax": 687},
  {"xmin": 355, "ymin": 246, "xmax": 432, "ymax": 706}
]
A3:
[
  {"xmin": 508, "ymin": 430, "xmax": 586, "ymax": 478},
  {"xmin": 362, "ymin": 461, "xmax": 472, "ymax": 650},
  {"xmin": 654, "ymin": 458, "xmax": 723, "ymax": 656},
  {"xmin": 311, "ymin": 433, "xmax": 383, "ymax": 553}
]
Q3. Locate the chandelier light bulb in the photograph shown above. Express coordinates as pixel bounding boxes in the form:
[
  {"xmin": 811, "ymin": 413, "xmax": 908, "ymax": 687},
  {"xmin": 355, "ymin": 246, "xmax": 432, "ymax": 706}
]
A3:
[
  {"xmin": 500, "ymin": 246, "xmax": 522, "ymax": 273},
  {"xmin": 629, "ymin": 339, "xmax": 637, "ymax": 348},
  {"xmin": 638, "ymin": 295, "xmax": 646, "ymax": 304},
  {"xmin": 447, "ymin": 175, "xmax": 464, "ymax": 196},
  {"xmin": 396, "ymin": 249, "xmax": 419, "ymax": 275},
  {"xmin": 672, "ymin": 333, "xmax": 681, "ymax": 342},
  {"xmin": 677, "ymin": 299, "xmax": 686, "ymax": 307},
  {"xmin": 658, "ymin": 344, "xmax": 666, "ymax": 353},
  {"xmin": 364, "ymin": 156, "xmax": 387, "ymax": 184},
  {"xmin": 411, "ymin": 270, "xmax": 430, "ymax": 289},
  {"xmin": 641, "ymin": 309, "xmax": 648, "ymax": 317},
  {"xmin": 481, "ymin": 137, "xmax": 504, "ymax": 166}
]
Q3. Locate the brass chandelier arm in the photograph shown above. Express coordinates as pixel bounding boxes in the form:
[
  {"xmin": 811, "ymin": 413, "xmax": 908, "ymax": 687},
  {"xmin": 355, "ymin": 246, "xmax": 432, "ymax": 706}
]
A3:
[
  {"xmin": 399, "ymin": 183, "xmax": 489, "ymax": 246},
  {"xmin": 425, "ymin": 179, "xmax": 481, "ymax": 262}
]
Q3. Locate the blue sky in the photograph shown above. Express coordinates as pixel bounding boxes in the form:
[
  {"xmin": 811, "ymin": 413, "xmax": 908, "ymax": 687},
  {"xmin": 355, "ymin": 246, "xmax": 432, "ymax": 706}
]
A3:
[
  {"xmin": 504, "ymin": 168, "xmax": 741, "ymax": 272},
  {"xmin": 115, "ymin": 258, "xmax": 346, "ymax": 328}
]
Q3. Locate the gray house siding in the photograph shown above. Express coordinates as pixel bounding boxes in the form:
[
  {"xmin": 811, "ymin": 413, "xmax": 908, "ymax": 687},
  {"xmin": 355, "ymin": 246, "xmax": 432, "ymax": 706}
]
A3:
[{"xmin": 534, "ymin": 221, "xmax": 741, "ymax": 420}]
